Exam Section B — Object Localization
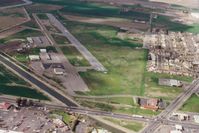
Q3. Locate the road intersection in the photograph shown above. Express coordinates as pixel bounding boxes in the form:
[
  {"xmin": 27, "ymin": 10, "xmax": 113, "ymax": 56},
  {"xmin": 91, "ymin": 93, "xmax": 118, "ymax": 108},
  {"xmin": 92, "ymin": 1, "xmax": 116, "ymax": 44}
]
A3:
[
  {"xmin": 0, "ymin": 52, "xmax": 199, "ymax": 132},
  {"xmin": 0, "ymin": 2, "xmax": 198, "ymax": 132}
]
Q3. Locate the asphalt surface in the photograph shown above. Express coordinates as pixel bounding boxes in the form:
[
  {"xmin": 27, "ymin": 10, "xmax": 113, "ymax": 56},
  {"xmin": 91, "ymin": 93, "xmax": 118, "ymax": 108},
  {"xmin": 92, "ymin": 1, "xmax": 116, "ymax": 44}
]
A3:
[
  {"xmin": 142, "ymin": 79, "xmax": 199, "ymax": 133},
  {"xmin": 46, "ymin": 13, "xmax": 107, "ymax": 72},
  {"xmin": 33, "ymin": 13, "xmax": 89, "ymax": 94},
  {"xmin": 1, "ymin": 96, "xmax": 199, "ymax": 130},
  {"xmin": 0, "ymin": 54, "xmax": 78, "ymax": 107}
]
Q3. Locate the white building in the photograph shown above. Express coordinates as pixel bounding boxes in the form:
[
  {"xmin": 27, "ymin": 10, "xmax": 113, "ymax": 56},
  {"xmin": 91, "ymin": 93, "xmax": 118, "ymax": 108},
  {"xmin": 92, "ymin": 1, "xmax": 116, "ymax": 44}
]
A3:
[
  {"xmin": 170, "ymin": 130, "xmax": 182, "ymax": 133},
  {"xmin": 29, "ymin": 55, "xmax": 40, "ymax": 61},
  {"xmin": 27, "ymin": 37, "xmax": 33, "ymax": 44},
  {"xmin": 40, "ymin": 49, "xmax": 47, "ymax": 53},
  {"xmin": 175, "ymin": 124, "xmax": 183, "ymax": 131},
  {"xmin": 0, "ymin": 129, "xmax": 23, "ymax": 133},
  {"xmin": 194, "ymin": 115, "xmax": 199, "ymax": 123}
]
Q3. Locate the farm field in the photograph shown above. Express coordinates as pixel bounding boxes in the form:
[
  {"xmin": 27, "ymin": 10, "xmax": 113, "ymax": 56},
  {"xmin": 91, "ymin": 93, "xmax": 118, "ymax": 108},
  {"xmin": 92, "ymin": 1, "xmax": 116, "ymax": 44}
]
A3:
[
  {"xmin": 0, "ymin": 29, "xmax": 43, "ymax": 43},
  {"xmin": 0, "ymin": 7, "xmax": 28, "ymax": 31},
  {"xmin": 0, "ymin": 64, "xmax": 48, "ymax": 100},
  {"xmin": 26, "ymin": 3, "xmax": 63, "ymax": 13},
  {"xmin": 32, "ymin": 0, "xmax": 199, "ymax": 34},
  {"xmin": 63, "ymin": 14, "xmax": 149, "ymax": 31},
  {"xmin": 150, "ymin": 0, "xmax": 199, "ymax": 8},
  {"xmin": 0, "ymin": 0, "xmax": 24, "ymax": 7}
]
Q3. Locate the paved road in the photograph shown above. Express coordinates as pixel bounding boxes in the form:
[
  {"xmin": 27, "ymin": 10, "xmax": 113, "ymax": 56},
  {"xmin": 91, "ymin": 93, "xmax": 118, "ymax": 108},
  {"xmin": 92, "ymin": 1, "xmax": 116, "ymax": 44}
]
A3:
[
  {"xmin": 46, "ymin": 13, "xmax": 106, "ymax": 72},
  {"xmin": 0, "ymin": 53, "xmax": 78, "ymax": 107},
  {"xmin": 142, "ymin": 79, "xmax": 199, "ymax": 133},
  {"xmin": 0, "ymin": 0, "xmax": 32, "ymax": 10},
  {"xmin": 1, "ymin": 96, "xmax": 199, "ymax": 130},
  {"xmin": 33, "ymin": 13, "xmax": 89, "ymax": 94}
]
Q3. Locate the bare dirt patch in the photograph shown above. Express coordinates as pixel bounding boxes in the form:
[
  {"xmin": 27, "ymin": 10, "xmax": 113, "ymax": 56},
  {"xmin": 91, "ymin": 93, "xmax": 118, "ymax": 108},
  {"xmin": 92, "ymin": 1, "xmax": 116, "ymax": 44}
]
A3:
[
  {"xmin": 84, "ymin": 0, "xmax": 170, "ymax": 9},
  {"xmin": 150, "ymin": 0, "xmax": 199, "ymax": 8},
  {"xmin": 0, "ymin": 7, "xmax": 28, "ymax": 31},
  {"xmin": 26, "ymin": 3, "xmax": 63, "ymax": 13},
  {"xmin": 0, "ymin": 0, "xmax": 24, "ymax": 7},
  {"xmin": 64, "ymin": 14, "xmax": 149, "ymax": 31}
]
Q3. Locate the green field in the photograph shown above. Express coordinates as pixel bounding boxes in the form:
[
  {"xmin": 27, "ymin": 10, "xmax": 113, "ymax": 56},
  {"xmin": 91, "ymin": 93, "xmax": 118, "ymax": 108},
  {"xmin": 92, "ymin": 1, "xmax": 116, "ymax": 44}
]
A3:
[
  {"xmin": 30, "ymin": 0, "xmax": 199, "ymax": 34},
  {"xmin": 76, "ymin": 97, "xmax": 161, "ymax": 116},
  {"xmin": 32, "ymin": 0, "xmax": 150, "ymax": 21},
  {"xmin": 145, "ymin": 72, "xmax": 192, "ymax": 100},
  {"xmin": 61, "ymin": 46, "xmax": 90, "ymax": 66},
  {"xmin": 153, "ymin": 16, "xmax": 199, "ymax": 33},
  {"xmin": 58, "ymin": 16, "xmax": 190, "ymax": 100},
  {"xmin": 79, "ymin": 100, "xmax": 160, "ymax": 116},
  {"xmin": 23, "ymin": 19, "xmax": 39, "ymax": 29},
  {"xmin": 79, "ymin": 48, "xmax": 146, "ymax": 96},
  {"xmin": 2, "ymin": 0, "xmax": 196, "ymax": 115},
  {"xmin": 0, "ymin": 29, "xmax": 43, "ymax": 43},
  {"xmin": 52, "ymin": 34, "xmax": 70, "ymax": 45},
  {"xmin": 37, "ymin": 13, "xmax": 49, "ymax": 19},
  {"xmin": 52, "ymin": 14, "xmax": 194, "ymax": 116},
  {"xmin": 50, "ymin": 110, "xmax": 72, "ymax": 124},
  {"xmin": 180, "ymin": 94, "xmax": 199, "ymax": 113},
  {"xmin": 0, "ymin": 64, "xmax": 48, "ymax": 100},
  {"xmin": 104, "ymin": 117, "xmax": 144, "ymax": 132},
  {"xmin": 14, "ymin": 53, "xmax": 29, "ymax": 63},
  {"xmin": 75, "ymin": 97, "xmax": 136, "ymax": 106}
]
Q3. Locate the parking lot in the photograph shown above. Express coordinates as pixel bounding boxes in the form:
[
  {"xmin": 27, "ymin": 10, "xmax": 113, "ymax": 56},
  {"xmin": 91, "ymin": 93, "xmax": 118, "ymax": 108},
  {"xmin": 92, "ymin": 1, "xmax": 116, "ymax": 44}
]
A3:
[{"xmin": 0, "ymin": 107, "xmax": 71, "ymax": 133}]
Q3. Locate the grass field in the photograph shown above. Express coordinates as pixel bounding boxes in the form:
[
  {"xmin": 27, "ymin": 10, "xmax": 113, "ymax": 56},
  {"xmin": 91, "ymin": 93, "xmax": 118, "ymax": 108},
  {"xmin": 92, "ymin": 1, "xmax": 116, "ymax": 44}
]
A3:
[
  {"xmin": 76, "ymin": 97, "xmax": 162, "ymax": 116},
  {"xmin": 52, "ymin": 34, "xmax": 70, "ymax": 45},
  {"xmin": 37, "ymin": 13, "xmax": 49, "ymax": 20},
  {"xmin": 79, "ymin": 48, "xmax": 146, "ymax": 96},
  {"xmin": 153, "ymin": 15, "xmax": 199, "ymax": 33},
  {"xmin": 23, "ymin": 19, "xmax": 39, "ymax": 29},
  {"xmin": 186, "ymin": 24, "xmax": 199, "ymax": 34},
  {"xmin": 61, "ymin": 46, "xmax": 90, "ymax": 66},
  {"xmin": 180, "ymin": 94, "xmax": 199, "ymax": 113},
  {"xmin": 3, "ymin": 0, "xmax": 195, "ymax": 115},
  {"xmin": 50, "ymin": 110, "xmax": 72, "ymax": 124},
  {"xmin": 58, "ymin": 16, "xmax": 191, "ymax": 99},
  {"xmin": 31, "ymin": 0, "xmax": 198, "ymax": 33},
  {"xmin": 104, "ymin": 117, "xmax": 144, "ymax": 132},
  {"xmin": 79, "ymin": 100, "xmax": 160, "ymax": 116},
  {"xmin": 0, "ymin": 64, "xmax": 48, "ymax": 100},
  {"xmin": 145, "ymin": 72, "xmax": 192, "ymax": 100},
  {"xmin": 32, "ymin": 0, "xmax": 150, "ymax": 21},
  {"xmin": 0, "ymin": 29, "xmax": 43, "ymax": 43},
  {"xmin": 75, "ymin": 97, "xmax": 136, "ymax": 106}
]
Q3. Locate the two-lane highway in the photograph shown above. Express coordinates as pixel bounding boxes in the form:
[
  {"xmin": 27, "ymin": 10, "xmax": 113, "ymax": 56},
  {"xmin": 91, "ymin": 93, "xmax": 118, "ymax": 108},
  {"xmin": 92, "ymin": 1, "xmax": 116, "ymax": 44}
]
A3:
[
  {"xmin": 0, "ymin": 54, "xmax": 78, "ymax": 107},
  {"xmin": 142, "ymin": 79, "xmax": 199, "ymax": 133}
]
